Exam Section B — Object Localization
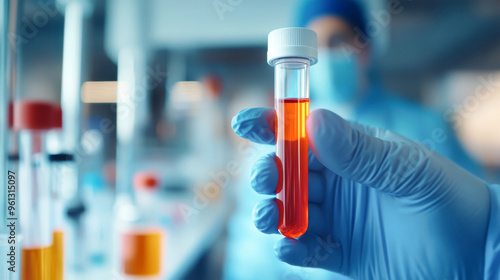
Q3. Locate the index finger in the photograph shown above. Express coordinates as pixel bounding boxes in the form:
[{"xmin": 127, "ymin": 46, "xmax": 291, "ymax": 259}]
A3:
[{"xmin": 232, "ymin": 107, "xmax": 275, "ymax": 145}]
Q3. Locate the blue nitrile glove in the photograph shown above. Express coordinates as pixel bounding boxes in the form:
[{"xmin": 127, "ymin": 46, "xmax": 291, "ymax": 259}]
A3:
[{"xmin": 231, "ymin": 107, "xmax": 500, "ymax": 280}]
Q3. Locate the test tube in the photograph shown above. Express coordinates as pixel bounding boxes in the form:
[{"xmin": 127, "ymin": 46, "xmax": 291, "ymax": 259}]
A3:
[
  {"xmin": 82, "ymin": 172, "xmax": 112, "ymax": 264},
  {"xmin": 47, "ymin": 104, "xmax": 67, "ymax": 280},
  {"xmin": 47, "ymin": 107, "xmax": 65, "ymax": 243},
  {"xmin": 49, "ymin": 152, "xmax": 73, "ymax": 280},
  {"xmin": 268, "ymin": 28, "xmax": 318, "ymax": 238},
  {"xmin": 115, "ymin": 171, "xmax": 165, "ymax": 279},
  {"xmin": 14, "ymin": 100, "xmax": 58, "ymax": 280}
]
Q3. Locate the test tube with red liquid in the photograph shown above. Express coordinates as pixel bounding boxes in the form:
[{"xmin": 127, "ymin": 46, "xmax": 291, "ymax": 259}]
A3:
[
  {"xmin": 268, "ymin": 28, "xmax": 318, "ymax": 238},
  {"xmin": 14, "ymin": 100, "xmax": 59, "ymax": 280}
]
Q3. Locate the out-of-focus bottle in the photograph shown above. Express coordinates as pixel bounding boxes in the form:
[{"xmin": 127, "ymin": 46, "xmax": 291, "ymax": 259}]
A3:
[{"xmin": 114, "ymin": 171, "xmax": 166, "ymax": 279}]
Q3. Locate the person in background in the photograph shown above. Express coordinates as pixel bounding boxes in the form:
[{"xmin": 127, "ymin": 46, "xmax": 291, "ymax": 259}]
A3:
[{"xmin": 297, "ymin": 0, "xmax": 480, "ymax": 175}]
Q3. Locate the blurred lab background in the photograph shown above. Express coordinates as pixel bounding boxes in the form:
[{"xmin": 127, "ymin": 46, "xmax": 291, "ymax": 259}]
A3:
[{"xmin": 1, "ymin": 0, "xmax": 500, "ymax": 279}]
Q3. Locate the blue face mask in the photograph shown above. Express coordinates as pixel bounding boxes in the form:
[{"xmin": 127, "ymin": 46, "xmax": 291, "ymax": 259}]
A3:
[{"xmin": 310, "ymin": 49, "xmax": 360, "ymax": 105}]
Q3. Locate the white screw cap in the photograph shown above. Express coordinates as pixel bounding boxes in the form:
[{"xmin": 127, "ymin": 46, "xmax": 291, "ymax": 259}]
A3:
[{"xmin": 267, "ymin": 27, "xmax": 318, "ymax": 66}]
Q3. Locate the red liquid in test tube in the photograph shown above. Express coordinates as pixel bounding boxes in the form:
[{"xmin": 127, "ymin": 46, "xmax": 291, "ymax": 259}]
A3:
[{"xmin": 275, "ymin": 98, "xmax": 309, "ymax": 238}]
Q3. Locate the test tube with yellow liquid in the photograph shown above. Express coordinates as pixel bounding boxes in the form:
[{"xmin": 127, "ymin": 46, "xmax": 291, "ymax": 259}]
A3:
[
  {"xmin": 15, "ymin": 100, "xmax": 61, "ymax": 280},
  {"xmin": 115, "ymin": 171, "xmax": 166, "ymax": 279}
]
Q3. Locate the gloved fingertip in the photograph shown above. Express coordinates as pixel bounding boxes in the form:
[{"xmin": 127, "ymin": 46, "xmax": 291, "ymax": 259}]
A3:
[
  {"xmin": 231, "ymin": 114, "xmax": 238, "ymax": 132},
  {"xmin": 274, "ymin": 238, "xmax": 308, "ymax": 265},
  {"xmin": 306, "ymin": 109, "xmax": 345, "ymax": 144},
  {"xmin": 231, "ymin": 108, "xmax": 276, "ymax": 144},
  {"xmin": 252, "ymin": 199, "xmax": 279, "ymax": 234},
  {"xmin": 264, "ymin": 108, "xmax": 276, "ymax": 132},
  {"xmin": 250, "ymin": 153, "xmax": 279, "ymax": 195},
  {"xmin": 231, "ymin": 109, "xmax": 249, "ymax": 137}
]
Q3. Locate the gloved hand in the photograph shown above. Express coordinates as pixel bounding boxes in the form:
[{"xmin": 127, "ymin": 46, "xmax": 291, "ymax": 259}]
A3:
[{"xmin": 232, "ymin": 108, "xmax": 493, "ymax": 279}]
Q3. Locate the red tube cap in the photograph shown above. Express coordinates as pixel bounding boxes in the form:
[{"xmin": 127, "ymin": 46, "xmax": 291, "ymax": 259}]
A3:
[
  {"xmin": 14, "ymin": 100, "xmax": 57, "ymax": 131},
  {"xmin": 51, "ymin": 104, "xmax": 63, "ymax": 129},
  {"xmin": 133, "ymin": 172, "xmax": 159, "ymax": 190},
  {"xmin": 7, "ymin": 102, "xmax": 13, "ymax": 129}
]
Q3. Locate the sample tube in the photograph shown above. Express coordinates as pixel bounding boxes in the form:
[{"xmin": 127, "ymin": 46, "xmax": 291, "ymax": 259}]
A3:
[
  {"xmin": 48, "ymin": 152, "xmax": 73, "ymax": 280},
  {"xmin": 267, "ymin": 28, "xmax": 318, "ymax": 238},
  {"xmin": 48, "ymin": 103, "xmax": 66, "ymax": 280},
  {"xmin": 82, "ymin": 172, "xmax": 112, "ymax": 265},
  {"xmin": 14, "ymin": 100, "xmax": 59, "ymax": 280},
  {"xmin": 115, "ymin": 171, "xmax": 165, "ymax": 279}
]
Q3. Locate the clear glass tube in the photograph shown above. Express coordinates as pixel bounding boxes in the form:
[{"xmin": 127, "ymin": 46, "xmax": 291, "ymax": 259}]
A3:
[
  {"xmin": 49, "ymin": 154, "xmax": 74, "ymax": 280},
  {"xmin": 82, "ymin": 172, "xmax": 112, "ymax": 265},
  {"xmin": 50, "ymin": 160, "xmax": 65, "ymax": 230},
  {"xmin": 273, "ymin": 57, "xmax": 310, "ymax": 238},
  {"xmin": 19, "ymin": 130, "xmax": 53, "ymax": 279}
]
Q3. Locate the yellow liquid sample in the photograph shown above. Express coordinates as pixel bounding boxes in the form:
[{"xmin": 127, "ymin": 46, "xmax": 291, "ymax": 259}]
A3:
[
  {"xmin": 21, "ymin": 246, "xmax": 52, "ymax": 280},
  {"xmin": 121, "ymin": 229, "xmax": 164, "ymax": 276},
  {"xmin": 52, "ymin": 230, "xmax": 64, "ymax": 280}
]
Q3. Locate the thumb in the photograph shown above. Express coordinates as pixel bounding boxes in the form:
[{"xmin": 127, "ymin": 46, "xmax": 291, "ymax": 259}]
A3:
[{"xmin": 306, "ymin": 109, "xmax": 439, "ymax": 197}]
